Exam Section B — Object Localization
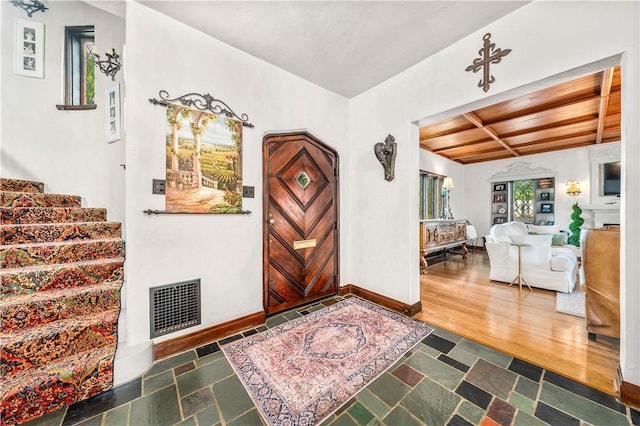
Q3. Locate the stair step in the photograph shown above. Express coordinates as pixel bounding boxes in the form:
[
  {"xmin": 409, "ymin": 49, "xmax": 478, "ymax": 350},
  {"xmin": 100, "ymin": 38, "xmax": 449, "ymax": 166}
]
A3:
[
  {"xmin": 1, "ymin": 206, "xmax": 107, "ymax": 224},
  {"xmin": 1, "ymin": 191, "xmax": 81, "ymax": 208},
  {"xmin": 1, "ymin": 309, "xmax": 120, "ymax": 377},
  {"xmin": 2, "ymin": 221, "xmax": 121, "ymax": 245},
  {"xmin": 1, "ymin": 258, "xmax": 124, "ymax": 297},
  {"xmin": 1, "ymin": 344, "xmax": 116, "ymax": 425},
  {"xmin": 1, "ymin": 281, "xmax": 123, "ymax": 332},
  {"xmin": 0, "ymin": 238, "xmax": 125, "ymax": 268},
  {"xmin": 0, "ymin": 178, "xmax": 44, "ymax": 193}
]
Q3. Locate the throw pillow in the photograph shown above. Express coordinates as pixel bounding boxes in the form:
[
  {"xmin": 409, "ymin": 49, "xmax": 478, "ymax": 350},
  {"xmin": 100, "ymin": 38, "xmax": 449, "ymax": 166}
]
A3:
[
  {"xmin": 510, "ymin": 234, "xmax": 553, "ymax": 246},
  {"xmin": 528, "ymin": 224, "xmax": 561, "ymax": 235},
  {"xmin": 551, "ymin": 233, "xmax": 565, "ymax": 246}
]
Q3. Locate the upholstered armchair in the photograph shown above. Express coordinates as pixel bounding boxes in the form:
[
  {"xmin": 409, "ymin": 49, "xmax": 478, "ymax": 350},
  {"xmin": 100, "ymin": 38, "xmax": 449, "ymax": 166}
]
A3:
[
  {"xmin": 580, "ymin": 227, "xmax": 620, "ymax": 340},
  {"xmin": 485, "ymin": 221, "xmax": 578, "ymax": 293}
]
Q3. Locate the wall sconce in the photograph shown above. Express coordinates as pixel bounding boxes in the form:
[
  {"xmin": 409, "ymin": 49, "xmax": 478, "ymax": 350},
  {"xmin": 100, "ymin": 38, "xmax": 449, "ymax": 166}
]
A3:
[
  {"xmin": 374, "ymin": 134, "xmax": 397, "ymax": 182},
  {"xmin": 440, "ymin": 177, "xmax": 454, "ymax": 219},
  {"xmin": 10, "ymin": 0, "xmax": 48, "ymax": 17},
  {"xmin": 566, "ymin": 180, "xmax": 582, "ymax": 198},
  {"xmin": 90, "ymin": 48, "xmax": 121, "ymax": 81}
]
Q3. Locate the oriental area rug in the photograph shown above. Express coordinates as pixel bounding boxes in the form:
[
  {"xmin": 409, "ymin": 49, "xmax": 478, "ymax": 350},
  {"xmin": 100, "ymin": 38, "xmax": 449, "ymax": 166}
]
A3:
[{"xmin": 222, "ymin": 297, "xmax": 433, "ymax": 426}]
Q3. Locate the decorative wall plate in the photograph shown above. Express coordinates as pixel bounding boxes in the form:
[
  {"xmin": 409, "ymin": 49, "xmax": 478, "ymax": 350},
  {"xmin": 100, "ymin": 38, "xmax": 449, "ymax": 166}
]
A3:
[{"xmin": 498, "ymin": 207, "xmax": 506, "ymax": 214}]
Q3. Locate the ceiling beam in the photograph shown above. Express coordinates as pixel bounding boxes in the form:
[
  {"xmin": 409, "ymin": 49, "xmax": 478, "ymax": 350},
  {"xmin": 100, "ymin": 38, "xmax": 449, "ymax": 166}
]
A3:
[
  {"xmin": 595, "ymin": 67, "xmax": 614, "ymax": 143},
  {"xmin": 463, "ymin": 112, "xmax": 520, "ymax": 157}
]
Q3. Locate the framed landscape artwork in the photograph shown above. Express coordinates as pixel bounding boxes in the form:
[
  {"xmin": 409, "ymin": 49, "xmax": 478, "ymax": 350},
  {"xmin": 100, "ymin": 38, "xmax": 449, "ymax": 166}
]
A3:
[
  {"xmin": 15, "ymin": 19, "xmax": 44, "ymax": 78},
  {"xmin": 164, "ymin": 103, "xmax": 244, "ymax": 214}
]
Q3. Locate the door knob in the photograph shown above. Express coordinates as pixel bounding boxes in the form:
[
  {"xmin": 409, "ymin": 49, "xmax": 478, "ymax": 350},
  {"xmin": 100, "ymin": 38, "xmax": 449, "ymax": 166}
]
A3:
[{"xmin": 267, "ymin": 213, "xmax": 275, "ymax": 226}]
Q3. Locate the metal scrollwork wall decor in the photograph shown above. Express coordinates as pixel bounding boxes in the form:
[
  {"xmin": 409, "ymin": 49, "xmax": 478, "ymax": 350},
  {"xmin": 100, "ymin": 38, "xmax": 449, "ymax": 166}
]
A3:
[
  {"xmin": 465, "ymin": 33, "xmax": 511, "ymax": 93},
  {"xmin": 374, "ymin": 134, "xmax": 397, "ymax": 182},
  {"xmin": 149, "ymin": 90, "xmax": 254, "ymax": 128},
  {"xmin": 90, "ymin": 48, "xmax": 121, "ymax": 81},
  {"xmin": 10, "ymin": 0, "xmax": 47, "ymax": 17}
]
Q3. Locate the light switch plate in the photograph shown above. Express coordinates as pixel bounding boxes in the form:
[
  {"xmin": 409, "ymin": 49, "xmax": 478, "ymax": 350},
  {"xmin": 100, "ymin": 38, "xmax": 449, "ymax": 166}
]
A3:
[
  {"xmin": 242, "ymin": 186, "xmax": 255, "ymax": 198},
  {"xmin": 152, "ymin": 179, "xmax": 166, "ymax": 195}
]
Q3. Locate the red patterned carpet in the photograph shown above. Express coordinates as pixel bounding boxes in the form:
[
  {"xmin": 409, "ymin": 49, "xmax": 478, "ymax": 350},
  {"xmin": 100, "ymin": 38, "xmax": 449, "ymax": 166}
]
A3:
[
  {"xmin": 222, "ymin": 297, "xmax": 432, "ymax": 425},
  {"xmin": 1, "ymin": 178, "xmax": 123, "ymax": 424}
]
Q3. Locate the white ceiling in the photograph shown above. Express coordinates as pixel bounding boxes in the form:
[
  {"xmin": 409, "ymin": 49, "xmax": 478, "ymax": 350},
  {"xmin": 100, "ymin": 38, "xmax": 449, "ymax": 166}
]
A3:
[{"xmin": 132, "ymin": 1, "xmax": 528, "ymax": 98}]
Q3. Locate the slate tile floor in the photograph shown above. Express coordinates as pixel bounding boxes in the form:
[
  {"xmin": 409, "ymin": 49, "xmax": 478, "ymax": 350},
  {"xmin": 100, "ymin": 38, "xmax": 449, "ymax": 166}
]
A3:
[{"xmin": 24, "ymin": 296, "xmax": 640, "ymax": 426}]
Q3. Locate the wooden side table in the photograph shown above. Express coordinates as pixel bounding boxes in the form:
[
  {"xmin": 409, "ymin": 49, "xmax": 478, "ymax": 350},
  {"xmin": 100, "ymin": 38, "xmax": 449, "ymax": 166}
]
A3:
[{"xmin": 509, "ymin": 243, "xmax": 532, "ymax": 291}]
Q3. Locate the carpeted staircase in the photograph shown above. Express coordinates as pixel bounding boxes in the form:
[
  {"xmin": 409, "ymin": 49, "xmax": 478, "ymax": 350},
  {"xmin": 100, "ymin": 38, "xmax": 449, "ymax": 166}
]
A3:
[{"xmin": 0, "ymin": 178, "xmax": 124, "ymax": 425}]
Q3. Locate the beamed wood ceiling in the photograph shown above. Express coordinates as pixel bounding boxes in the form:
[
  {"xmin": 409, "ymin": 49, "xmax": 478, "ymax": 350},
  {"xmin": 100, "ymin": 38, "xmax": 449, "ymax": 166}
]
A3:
[{"xmin": 419, "ymin": 66, "xmax": 621, "ymax": 164}]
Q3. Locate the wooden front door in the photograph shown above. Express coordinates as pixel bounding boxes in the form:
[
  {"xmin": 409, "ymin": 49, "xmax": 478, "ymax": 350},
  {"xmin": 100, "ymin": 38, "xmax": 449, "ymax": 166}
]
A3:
[{"xmin": 263, "ymin": 132, "xmax": 339, "ymax": 315}]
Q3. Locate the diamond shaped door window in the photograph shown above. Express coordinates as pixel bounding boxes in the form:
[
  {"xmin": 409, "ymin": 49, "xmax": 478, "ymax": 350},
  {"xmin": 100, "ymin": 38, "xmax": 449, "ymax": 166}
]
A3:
[{"xmin": 296, "ymin": 171, "xmax": 311, "ymax": 189}]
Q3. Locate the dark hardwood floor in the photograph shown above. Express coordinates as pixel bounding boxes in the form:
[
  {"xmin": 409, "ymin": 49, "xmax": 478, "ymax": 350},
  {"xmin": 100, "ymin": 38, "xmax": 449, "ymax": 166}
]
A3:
[{"xmin": 416, "ymin": 249, "xmax": 620, "ymax": 396}]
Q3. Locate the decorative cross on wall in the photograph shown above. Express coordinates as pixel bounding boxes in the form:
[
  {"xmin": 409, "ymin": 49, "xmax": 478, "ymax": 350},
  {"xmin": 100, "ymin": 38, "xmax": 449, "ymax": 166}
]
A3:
[{"xmin": 465, "ymin": 33, "xmax": 511, "ymax": 92}]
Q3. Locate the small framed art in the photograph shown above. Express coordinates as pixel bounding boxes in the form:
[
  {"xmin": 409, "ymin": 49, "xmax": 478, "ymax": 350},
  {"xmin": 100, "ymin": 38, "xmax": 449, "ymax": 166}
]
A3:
[
  {"xmin": 537, "ymin": 178, "xmax": 553, "ymax": 189},
  {"xmin": 15, "ymin": 19, "xmax": 44, "ymax": 78},
  {"xmin": 493, "ymin": 193, "xmax": 506, "ymax": 203},
  {"xmin": 106, "ymin": 85, "xmax": 121, "ymax": 143},
  {"xmin": 540, "ymin": 192, "xmax": 550, "ymax": 201},
  {"xmin": 540, "ymin": 203, "xmax": 553, "ymax": 213},
  {"xmin": 493, "ymin": 183, "xmax": 506, "ymax": 192}
]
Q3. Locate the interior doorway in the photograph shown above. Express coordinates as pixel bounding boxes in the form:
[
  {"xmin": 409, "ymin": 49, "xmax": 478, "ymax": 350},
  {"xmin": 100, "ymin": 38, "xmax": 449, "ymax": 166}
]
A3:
[{"xmin": 416, "ymin": 62, "xmax": 623, "ymax": 395}]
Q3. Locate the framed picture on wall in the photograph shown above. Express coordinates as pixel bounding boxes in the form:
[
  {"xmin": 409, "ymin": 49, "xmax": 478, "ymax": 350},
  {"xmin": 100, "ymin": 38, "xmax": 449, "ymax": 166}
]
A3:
[
  {"xmin": 106, "ymin": 85, "xmax": 121, "ymax": 143},
  {"xmin": 540, "ymin": 192, "xmax": 550, "ymax": 200},
  {"xmin": 493, "ymin": 183, "xmax": 506, "ymax": 192},
  {"xmin": 15, "ymin": 19, "xmax": 44, "ymax": 78},
  {"xmin": 493, "ymin": 216, "xmax": 507, "ymax": 224},
  {"xmin": 541, "ymin": 203, "xmax": 553, "ymax": 213},
  {"xmin": 493, "ymin": 193, "xmax": 506, "ymax": 202}
]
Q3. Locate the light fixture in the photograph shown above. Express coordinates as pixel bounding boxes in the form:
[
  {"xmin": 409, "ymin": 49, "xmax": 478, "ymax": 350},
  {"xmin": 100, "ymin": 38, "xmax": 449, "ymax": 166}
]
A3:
[
  {"xmin": 90, "ymin": 48, "xmax": 121, "ymax": 81},
  {"xmin": 440, "ymin": 177, "xmax": 454, "ymax": 219},
  {"xmin": 443, "ymin": 177, "xmax": 454, "ymax": 190},
  {"xmin": 10, "ymin": 0, "xmax": 47, "ymax": 17},
  {"xmin": 566, "ymin": 180, "xmax": 582, "ymax": 198}
]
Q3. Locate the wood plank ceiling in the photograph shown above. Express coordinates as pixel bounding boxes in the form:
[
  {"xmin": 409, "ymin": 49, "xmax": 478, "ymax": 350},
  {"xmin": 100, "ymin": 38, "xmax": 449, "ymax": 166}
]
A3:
[{"xmin": 419, "ymin": 66, "xmax": 621, "ymax": 164}]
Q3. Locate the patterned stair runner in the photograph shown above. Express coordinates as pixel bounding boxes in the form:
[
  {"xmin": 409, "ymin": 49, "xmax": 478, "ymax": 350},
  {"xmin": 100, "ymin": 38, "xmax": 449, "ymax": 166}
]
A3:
[{"xmin": 0, "ymin": 178, "xmax": 124, "ymax": 425}]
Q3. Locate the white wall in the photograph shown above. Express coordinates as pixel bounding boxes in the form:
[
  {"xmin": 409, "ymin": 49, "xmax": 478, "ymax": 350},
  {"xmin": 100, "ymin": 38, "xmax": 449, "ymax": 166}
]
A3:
[
  {"xmin": 0, "ymin": 1, "xmax": 126, "ymax": 224},
  {"xmin": 123, "ymin": 2, "xmax": 350, "ymax": 360},
  {"xmin": 349, "ymin": 1, "xmax": 640, "ymax": 385}
]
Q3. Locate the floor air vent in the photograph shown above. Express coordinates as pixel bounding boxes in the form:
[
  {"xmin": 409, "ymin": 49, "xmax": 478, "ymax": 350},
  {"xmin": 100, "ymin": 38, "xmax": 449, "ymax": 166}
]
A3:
[{"xmin": 150, "ymin": 279, "xmax": 201, "ymax": 338}]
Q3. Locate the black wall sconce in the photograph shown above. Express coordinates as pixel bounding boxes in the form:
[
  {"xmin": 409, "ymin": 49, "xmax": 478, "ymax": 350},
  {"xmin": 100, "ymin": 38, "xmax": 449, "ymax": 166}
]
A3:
[
  {"xmin": 91, "ymin": 48, "xmax": 121, "ymax": 81},
  {"xmin": 374, "ymin": 134, "xmax": 397, "ymax": 182},
  {"xmin": 10, "ymin": 0, "xmax": 48, "ymax": 17}
]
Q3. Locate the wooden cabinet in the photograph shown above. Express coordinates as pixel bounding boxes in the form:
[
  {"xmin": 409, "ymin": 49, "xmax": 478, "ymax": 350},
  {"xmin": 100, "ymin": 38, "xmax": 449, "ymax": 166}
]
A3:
[{"xmin": 420, "ymin": 219, "xmax": 468, "ymax": 274}]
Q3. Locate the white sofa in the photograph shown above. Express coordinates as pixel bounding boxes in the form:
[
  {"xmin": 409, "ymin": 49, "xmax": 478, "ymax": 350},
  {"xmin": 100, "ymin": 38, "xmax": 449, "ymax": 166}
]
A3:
[{"xmin": 485, "ymin": 221, "xmax": 578, "ymax": 293}]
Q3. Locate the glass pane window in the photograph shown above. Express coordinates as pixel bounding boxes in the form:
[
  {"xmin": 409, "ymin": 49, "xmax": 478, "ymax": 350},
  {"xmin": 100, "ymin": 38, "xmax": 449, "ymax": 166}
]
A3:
[
  {"xmin": 419, "ymin": 172, "xmax": 444, "ymax": 220},
  {"xmin": 65, "ymin": 26, "xmax": 95, "ymax": 105},
  {"xmin": 512, "ymin": 180, "xmax": 534, "ymax": 223}
]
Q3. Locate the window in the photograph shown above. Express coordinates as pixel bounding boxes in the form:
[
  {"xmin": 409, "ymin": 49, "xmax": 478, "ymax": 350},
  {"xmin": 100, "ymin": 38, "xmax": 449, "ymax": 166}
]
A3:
[
  {"xmin": 65, "ymin": 26, "xmax": 95, "ymax": 105},
  {"xmin": 512, "ymin": 179, "xmax": 534, "ymax": 223},
  {"xmin": 419, "ymin": 172, "xmax": 444, "ymax": 220}
]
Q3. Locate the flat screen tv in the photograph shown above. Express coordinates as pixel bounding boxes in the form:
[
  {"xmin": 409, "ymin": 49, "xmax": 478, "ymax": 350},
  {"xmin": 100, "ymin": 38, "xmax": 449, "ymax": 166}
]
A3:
[{"xmin": 602, "ymin": 161, "xmax": 621, "ymax": 196}]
